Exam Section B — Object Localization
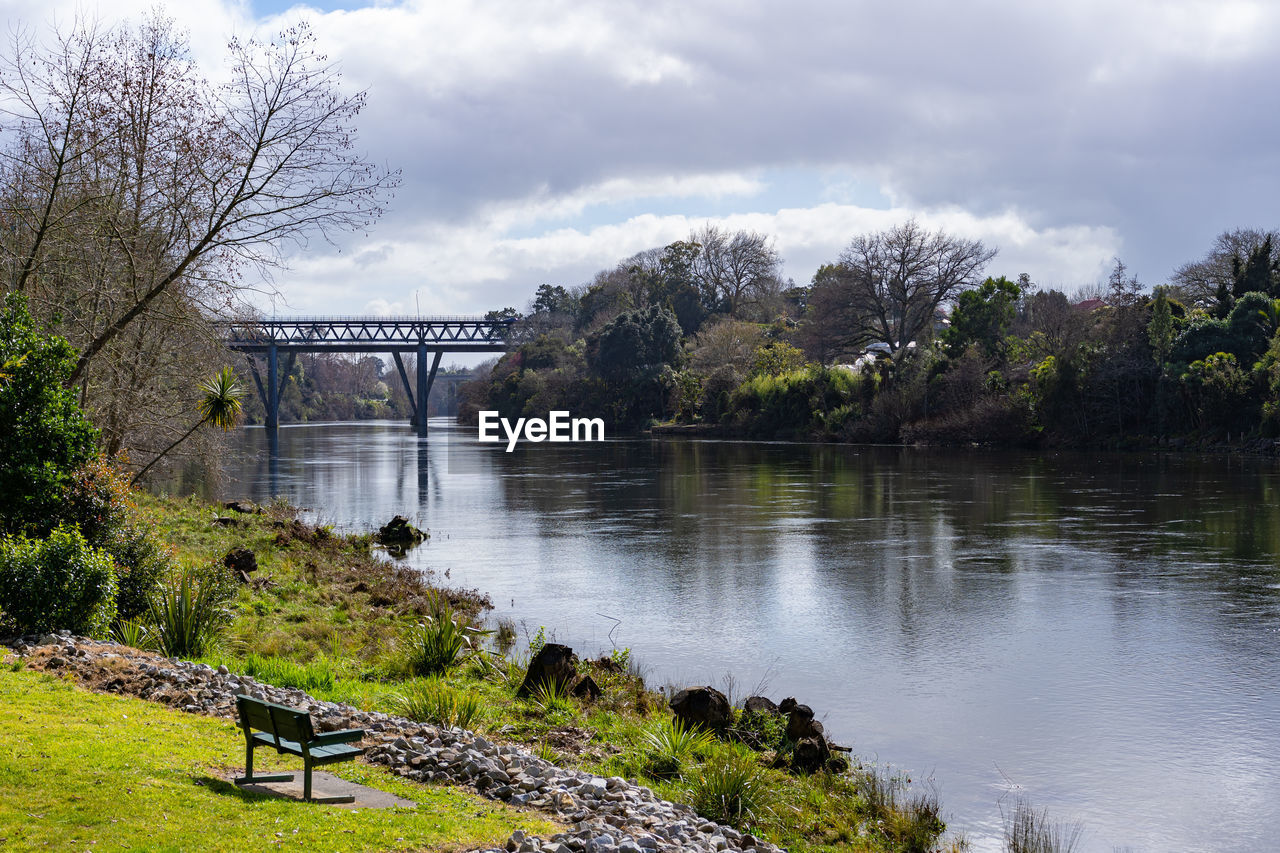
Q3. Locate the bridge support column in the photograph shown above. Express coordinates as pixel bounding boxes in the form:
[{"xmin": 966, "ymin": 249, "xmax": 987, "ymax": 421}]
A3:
[
  {"xmin": 266, "ymin": 344, "xmax": 279, "ymax": 432},
  {"xmin": 415, "ymin": 346, "xmax": 442, "ymax": 437}
]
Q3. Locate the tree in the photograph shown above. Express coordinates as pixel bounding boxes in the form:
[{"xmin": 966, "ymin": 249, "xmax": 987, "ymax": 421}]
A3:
[
  {"xmin": 0, "ymin": 294, "xmax": 98, "ymax": 535},
  {"xmin": 1148, "ymin": 286, "xmax": 1175, "ymax": 365},
  {"xmin": 689, "ymin": 224, "xmax": 783, "ymax": 317},
  {"xmin": 1171, "ymin": 228, "xmax": 1280, "ymax": 308},
  {"xmin": 129, "ymin": 366, "xmax": 242, "ymax": 485},
  {"xmin": 941, "ymin": 275, "xmax": 1021, "ymax": 359},
  {"xmin": 796, "ymin": 264, "xmax": 857, "ymax": 363},
  {"xmin": 587, "ymin": 304, "xmax": 681, "ymax": 382},
  {"xmin": 835, "ymin": 220, "xmax": 997, "ymax": 359},
  {"xmin": 0, "ymin": 15, "xmax": 398, "ymax": 400}
]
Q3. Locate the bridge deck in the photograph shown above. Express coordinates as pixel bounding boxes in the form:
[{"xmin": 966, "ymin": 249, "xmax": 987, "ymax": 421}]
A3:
[{"xmin": 219, "ymin": 316, "xmax": 514, "ymax": 352}]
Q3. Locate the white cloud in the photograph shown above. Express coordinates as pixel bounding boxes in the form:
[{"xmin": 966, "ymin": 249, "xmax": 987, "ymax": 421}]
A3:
[{"xmin": 266, "ymin": 194, "xmax": 1120, "ymax": 317}]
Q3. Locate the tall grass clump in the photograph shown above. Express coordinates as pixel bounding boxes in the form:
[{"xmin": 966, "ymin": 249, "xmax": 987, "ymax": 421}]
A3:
[
  {"xmin": 643, "ymin": 716, "xmax": 716, "ymax": 779},
  {"xmin": 391, "ymin": 678, "xmax": 484, "ymax": 731},
  {"xmin": 529, "ymin": 676, "xmax": 574, "ymax": 715},
  {"xmin": 241, "ymin": 653, "xmax": 336, "ymax": 693},
  {"xmin": 1003, "ymin": 799, "xmax": 1084, "ymax": 853},
  {"xmin": 856, "ymin": 766, "xmax": 946, "ymax": 853},
  {"xmin": 399, "ymin": 593, "xmax": 490, "ymax": 676},
  {"xmin": 685, "ymin": 744, "xmax": 772, "ymax": 829},
  {"xmin": 149, "ymin": 565, "xmax": 234, "ymax": 658},
  {"xmin": 110, "ymin": 616, "xmax": 153, "ymax": 650}
]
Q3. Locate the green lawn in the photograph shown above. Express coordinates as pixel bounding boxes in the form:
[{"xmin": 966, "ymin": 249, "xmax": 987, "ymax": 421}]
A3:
[{"xmin": 0, "ymin": 667, "xmax": 559, "ymax": 852}]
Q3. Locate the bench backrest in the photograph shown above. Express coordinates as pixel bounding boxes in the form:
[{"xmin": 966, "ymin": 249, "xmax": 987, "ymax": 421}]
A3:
[{"xmin": 236, "ymin": 695, "xmax": 315, "ymax": 744}]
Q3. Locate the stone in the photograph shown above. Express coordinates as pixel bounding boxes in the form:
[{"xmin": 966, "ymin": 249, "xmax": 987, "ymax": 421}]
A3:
[
  {"xmin": 571, "ymin": 675, "xmax": 602, "ymax": 701},
  {"xmin": 518, "ymin": 643, "xmax": 579, "ymax": 698},
  {"xmin": 790, "ymin": 735, "xmax": 830, "ymax": 774},
  {"xmin": 377, "ymin": 515, "xmax": 428, "ymax": 547},
  {"xmin": 223, "ymin": 500, "xmax": 259, "ymax": 514},
  {"xmin": 224, "ymin": 547, "xmax": 258, "ymax": 576},
  {"xmin": 784, "ymin": 702, "xmax": 823, "ymax": 741},
  {"xmin": 669, "ymin": 686, "xmax": 732, "ymax": 732},
  {"xmin": 742, "ymin": 696, "xmax": 777, "ymax": 716}
]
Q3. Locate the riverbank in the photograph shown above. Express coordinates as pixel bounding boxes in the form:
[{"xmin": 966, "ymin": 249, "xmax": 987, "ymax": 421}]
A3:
[{"xmin": 78, "ymin": 492, "xmax": 958, "ymax": 853}]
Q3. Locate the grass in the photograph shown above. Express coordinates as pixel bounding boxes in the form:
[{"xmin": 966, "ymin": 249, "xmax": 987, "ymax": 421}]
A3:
[
  {"xmin": 685, "ymin": 743, "xmax": 773, "ymax": 828},
  {"xmin": 132, "ymin": 492, "xmax": 954, "ymax": 853},
  {"xmin": 1003, "ymin": 798, "xmax": 1085, "ymax": 853},
  {"xmin": 391, "ymin": 678, "xmax": 485, "ymax": 730},
  {"xmin": 0, "ymin": 667, "xmax": 559, "ymax": 852}
]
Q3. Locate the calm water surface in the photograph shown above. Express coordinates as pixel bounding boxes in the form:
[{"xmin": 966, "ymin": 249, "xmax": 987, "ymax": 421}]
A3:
[{"xmin": 204, "ymin": 421, "xmax": 1280, "ymax": 852}]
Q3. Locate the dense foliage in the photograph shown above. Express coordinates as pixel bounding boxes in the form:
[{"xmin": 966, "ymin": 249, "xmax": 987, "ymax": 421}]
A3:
[
  {"xmin": 0, "ymin": 296, "xmax": 100, "ymax": 535},
  {"xmin": 464, "ymin": 223, "xmax": 1280, "ymax": 449},
  {"xmin": 0, "ymin": 525, "xmax": 118, "ymax": 638}
]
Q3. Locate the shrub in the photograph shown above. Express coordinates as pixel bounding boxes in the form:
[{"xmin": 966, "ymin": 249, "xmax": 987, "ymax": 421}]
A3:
[
  {"xmin": 392, "ymin": 678, "xmax": 484, "ymax": 730},
  {"xmin": 0, "ymin": 525, "xmax": 117, "ymax": 638},
  {"xmin": 643, "ymin": 716, "xmax": 716, "ymax": 779},
  {"xmin": 110, "ymin": 617, "xmax": 153, "ymax": 650},
  {"xmin": 399, "ymin": 594, "xmax": 491, "ymax": 676},
  {"xmin": 528, "ymin": 676, "xmax": 574, "ymax": 715},
  {"xmin": 0, "ymin": 295, "xmax": 99, "ymax": 535},
  {"xmin": 685, "ymin": 744, "xmax": 772, "ymax": 828},
  {"xmin": 106, "ymin": 525, "xmax": 175, "ymax": 621},
  {"xmin": 150, "ymin": 564, "xmax": 235, "ymax": 658}
]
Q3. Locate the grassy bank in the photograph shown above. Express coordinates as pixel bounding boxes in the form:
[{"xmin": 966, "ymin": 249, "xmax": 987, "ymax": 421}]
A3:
[
  {"xmin": 0, "ymin": 666, "xmax": 556, "ymax": 852},
  {"xmin": 129, "ymin": 493, "xmax": 957, "ymax": 853}
]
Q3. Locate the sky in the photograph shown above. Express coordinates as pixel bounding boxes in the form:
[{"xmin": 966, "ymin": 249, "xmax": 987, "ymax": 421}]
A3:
[{"xmin": 4, "ymin": 0, "xmax": 1280, "ymax": 319}]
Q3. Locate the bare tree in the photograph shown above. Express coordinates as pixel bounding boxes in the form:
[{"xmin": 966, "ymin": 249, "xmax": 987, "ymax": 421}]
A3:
[
  {"xmin": 1171, "ymin": 227, "xmax": 1280, "ymax": 307},
  {"xmin": 0, "ymin": 15, "xmax": 399, "ymax": 390},
  {"xmin": 835, "ymin": 220, "xmax": 996, "ymax": 358},
  {"xmin": 689, "ymin": 224, "xmax": 782, "ymax": 316}
]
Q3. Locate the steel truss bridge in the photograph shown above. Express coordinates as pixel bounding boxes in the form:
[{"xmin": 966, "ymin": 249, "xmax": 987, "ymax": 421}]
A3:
[{"xmin": 219, "ymin": 316, "xmax": 514, "ymax": 436}]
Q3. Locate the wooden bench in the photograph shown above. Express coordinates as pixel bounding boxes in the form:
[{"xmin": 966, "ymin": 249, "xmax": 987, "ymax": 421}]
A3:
[{"xmin": 233, "ymin": 694, "xmax": 365, "ymax": 803}]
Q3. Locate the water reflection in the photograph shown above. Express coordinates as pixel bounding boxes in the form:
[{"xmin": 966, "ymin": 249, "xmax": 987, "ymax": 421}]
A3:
[{"xmin": 206, "ymin": 422, "xmax": 1280, "ymax": 853}]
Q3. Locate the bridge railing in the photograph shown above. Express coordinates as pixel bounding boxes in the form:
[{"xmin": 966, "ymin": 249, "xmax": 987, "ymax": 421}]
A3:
[{"xmin": 217, "ymin": 316, "xmax": 517, "ymax": 349}]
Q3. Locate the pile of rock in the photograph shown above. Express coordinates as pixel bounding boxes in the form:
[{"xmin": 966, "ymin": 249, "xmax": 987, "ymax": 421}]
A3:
[
  {"xmin": 1, "ymin": 633, "xmax": 780, "ymax": 853},
  {"xmin": 377, "ymin": 515, "xmax": 429, "ymax": 553},
  {"xmin": 668, "ymin": 686, "xmax": 849, "ymax": 775}
]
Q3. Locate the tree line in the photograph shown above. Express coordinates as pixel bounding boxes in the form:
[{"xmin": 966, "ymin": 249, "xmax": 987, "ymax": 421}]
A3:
[{"xmin": 464, "ymin": 222, "xmax": 1280, "ymax": 449}]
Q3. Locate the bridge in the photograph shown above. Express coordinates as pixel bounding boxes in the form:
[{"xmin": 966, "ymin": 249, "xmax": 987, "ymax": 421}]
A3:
[{"xmin": 220, "ymin": 316, "xmax": 514, "ymax": 436}]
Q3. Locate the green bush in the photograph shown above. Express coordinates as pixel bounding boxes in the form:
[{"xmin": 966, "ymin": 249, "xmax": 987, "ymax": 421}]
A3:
[
  {"xmin": 150, "ymin": 564, "xmax": 234, "ymax": 658},
  {"xmin": 0, "ymin": 525, "xmax": 117, "ymax": 638},
  {"xmin": 643, "ymin": 716, "xmax": 717, "ymax": 779},
  {"xmin": 685, "ymin": 744, "xmax": 773, "ymax": 828},
  {"xmin": 0, "ymin": 295, "xmax": 99, "ymax": 535},
  {"xmin": 728, "ymin": 365, "xmax": 861, "ymax": 437},
  {"xmin": 61, "ymin": 457, "xmax": 174, "ymax": 620},
  {"xmin": 399, "ymin": 595, "xmax": 490, "ymax": 676},
  {"xmin": 392, "ymin": 678, "xmax": 485, "ymax": 730}
]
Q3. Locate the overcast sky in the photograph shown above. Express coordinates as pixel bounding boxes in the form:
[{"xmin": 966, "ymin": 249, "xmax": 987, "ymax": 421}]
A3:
[{"xmin": 5, "ymin": 0, "xmax": 1280, "ymax": 318}]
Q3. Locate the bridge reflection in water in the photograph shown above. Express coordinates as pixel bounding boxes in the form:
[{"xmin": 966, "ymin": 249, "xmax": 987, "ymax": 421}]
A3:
[{"xmin": 219, "ymin": 316, "xmax": 513, "ymax": 438}]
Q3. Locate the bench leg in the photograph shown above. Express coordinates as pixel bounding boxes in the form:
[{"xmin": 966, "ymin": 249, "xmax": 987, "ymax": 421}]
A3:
[
  {"xmin": 234, "ymin": 740, "xmax": 293, "ymax": 786},
  {"xmin": 302, "ymin": 758, "xmax": 355, "ymax": 805}
]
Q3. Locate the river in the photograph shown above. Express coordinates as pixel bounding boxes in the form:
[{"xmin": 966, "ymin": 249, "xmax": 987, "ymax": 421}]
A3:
[{"xmin": 191, "ymin": 419, "xmax": 1280, "ymax": 852}]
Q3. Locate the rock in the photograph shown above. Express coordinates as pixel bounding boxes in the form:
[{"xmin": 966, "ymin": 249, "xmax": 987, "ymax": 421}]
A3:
[
  {"xmin": 223, "ymin": 500, "xmax": 259, "ymax": 514},
  {"xmin": 571, "ymin": 675, "xmax": 602, "ymax": 701},
  {"xmin": 784, "ymin": 702, "xmax": 823, "ymax": 741},
  {"xmin": 790, "ymin": 735, "xmax": 830, "ymax": 774},
  {"xmin": 669, "ymin": 686, "xmax": 732, "ymax": 732},
  {"xmin": 224, "ymin": 547, "xmax": 257, "ymax": 576},
  {"xmin": 743, "ymin": 696, "xmax": 778, "ymax": 716},
  {"xmin": 518, "ymin": 643, "xmax": 579, "ymax": 698},
  {"xmin": 377, "ymin": 515, "xmax": 428, "ymax": 547}
]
